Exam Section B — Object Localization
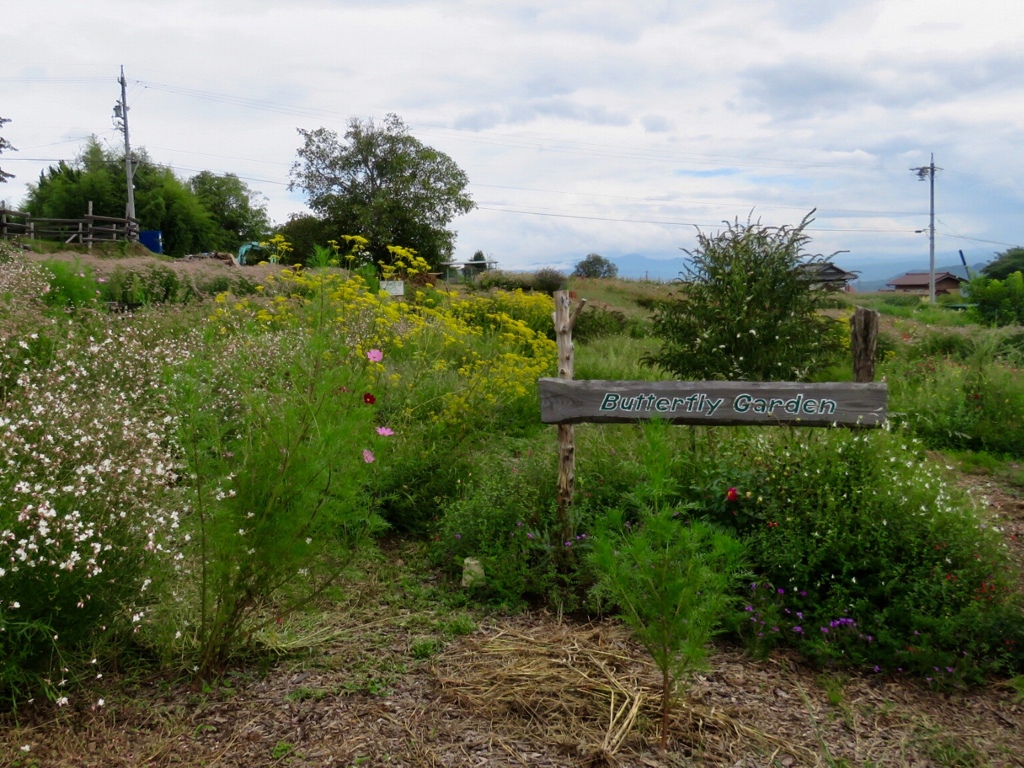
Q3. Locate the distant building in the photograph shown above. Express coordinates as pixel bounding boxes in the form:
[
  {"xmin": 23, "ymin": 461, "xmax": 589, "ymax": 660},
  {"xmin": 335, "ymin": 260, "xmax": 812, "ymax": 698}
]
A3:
[
  {"xmin": 885, "ymin": 271, "xmax": 966, "ymax": 295},
  {"xmin": 798, "ymin": 262, "xmax": 859, "ymax": 291}
]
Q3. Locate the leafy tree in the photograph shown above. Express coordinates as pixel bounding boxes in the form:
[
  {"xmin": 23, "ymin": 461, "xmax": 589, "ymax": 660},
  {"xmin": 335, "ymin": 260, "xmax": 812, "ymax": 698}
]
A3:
[
  {"xmin": 275, "ymin": 213, "xmax": 335, "ymax": 265},
  {"xmin": 24, "ymin": 137, "xmax": 216, "ymax": 256},
  {"xmin": 981, "ymin": 246, "xmax": 1024, "ymax": 280},
  {"xmin": 644, "ymin": 214, "xmax": 844, "ymax": 381},
  {"xmin": 965, "ymin": 271, "xmax": 1024, "ymax": 326},
  {"xmin": 572, "ymin": 252, "xmax": 618, "ymax": 279},
  {"xmin": 188, "ymin": 171, "xmax": 271, "ymax": 252},
  {"xmin": 289, "ymin": 114, "xmax": 475, "ymax": 270},
  {"xmin": 0, "ymin": 116, "xmax": 14, "ymax": 183}
]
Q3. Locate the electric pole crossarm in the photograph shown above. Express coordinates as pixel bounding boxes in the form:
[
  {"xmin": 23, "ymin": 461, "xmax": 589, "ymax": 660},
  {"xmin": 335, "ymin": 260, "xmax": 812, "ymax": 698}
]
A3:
[{"xmin": 909, "ymin": 154, "xmax": 940, "ymax": 304}]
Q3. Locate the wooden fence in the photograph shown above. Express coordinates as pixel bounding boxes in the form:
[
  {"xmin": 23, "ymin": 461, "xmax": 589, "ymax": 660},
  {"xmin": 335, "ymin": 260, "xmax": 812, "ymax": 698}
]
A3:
[{"xmin": 0, "ymin": 202, "xmax": 138, "ymax": 248}]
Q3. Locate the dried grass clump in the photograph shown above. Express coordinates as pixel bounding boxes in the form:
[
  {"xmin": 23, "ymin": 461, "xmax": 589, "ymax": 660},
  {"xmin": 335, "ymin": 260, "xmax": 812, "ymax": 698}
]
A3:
[{"xmin": 433, "ymin": 621, "xmax": 812, "ymax": 765}]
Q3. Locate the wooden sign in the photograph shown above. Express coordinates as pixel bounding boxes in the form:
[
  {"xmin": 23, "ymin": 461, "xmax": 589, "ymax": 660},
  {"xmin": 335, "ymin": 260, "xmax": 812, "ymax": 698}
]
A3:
[{"xmin": 539, "ymin": 379, "xmax": 887, "ymax": 428}]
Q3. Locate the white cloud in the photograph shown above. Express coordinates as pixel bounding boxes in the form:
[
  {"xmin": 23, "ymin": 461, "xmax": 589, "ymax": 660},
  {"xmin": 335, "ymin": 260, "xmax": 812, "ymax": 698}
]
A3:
[{"xmin": 1, "ymin": 0, "xmax": 1022, "ymax": 276}]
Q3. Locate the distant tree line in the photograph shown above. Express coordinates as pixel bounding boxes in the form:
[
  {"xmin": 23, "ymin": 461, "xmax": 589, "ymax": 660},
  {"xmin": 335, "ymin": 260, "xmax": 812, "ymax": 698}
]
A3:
[{"xmin": 22, "ymin": 137, "xmax": 270, "ymax": 257}]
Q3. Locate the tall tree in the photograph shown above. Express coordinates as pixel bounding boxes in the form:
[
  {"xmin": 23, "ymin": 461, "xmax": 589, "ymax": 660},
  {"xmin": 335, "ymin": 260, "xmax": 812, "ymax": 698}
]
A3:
[
  {"xmin": 0, "ymin": 116, "xmax": 14, "ymax": 183},
  {"xmin": 289, "ymin": 114, "xmax": 474, "ymax": 269},
  {"xmin": 188, "ymin": 171, "xmax": 271, "ymax": 252},
  {"xmin": 981, "ymin": 246, "xmax": 1024, "ymax": 280},
  {"xmin": 572, "ymin": 253, "xmax": 618, "ymax": 279}
]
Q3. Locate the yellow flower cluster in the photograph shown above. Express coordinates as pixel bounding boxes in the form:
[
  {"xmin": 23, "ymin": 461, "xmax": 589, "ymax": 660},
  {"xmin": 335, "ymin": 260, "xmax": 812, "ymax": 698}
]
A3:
[
  {"xmin": 379, "ymin": 245, "xmax": 434, "ymax": 281},
  {"xmin": 208, "ymin": 267, "xmax": 557, "ymax": 425}
]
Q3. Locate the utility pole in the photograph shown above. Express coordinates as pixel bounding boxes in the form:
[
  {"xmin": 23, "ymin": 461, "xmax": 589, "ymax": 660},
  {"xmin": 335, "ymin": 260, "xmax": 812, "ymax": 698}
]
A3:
[
  {"xmin": 113, "ymin": 66, "xmax": 137, "ymax": 238},
  {"xmin": 910, "ymin": 154, "xmax": 939, "ymax": 303}
]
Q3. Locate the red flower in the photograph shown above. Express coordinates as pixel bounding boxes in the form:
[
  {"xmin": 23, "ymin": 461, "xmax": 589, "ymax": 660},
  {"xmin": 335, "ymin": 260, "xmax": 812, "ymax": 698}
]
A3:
[
  {"xmin": 726, "ymin": 487, "xmax": 739, "ymax": 502},
  {"xmin": 363, "ymin": 393, "xmax": 376, "ymax": 405}
]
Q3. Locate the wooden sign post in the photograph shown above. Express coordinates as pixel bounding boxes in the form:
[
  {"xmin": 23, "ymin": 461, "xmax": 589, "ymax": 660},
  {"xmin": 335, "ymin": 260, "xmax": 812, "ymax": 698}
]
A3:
[
  {"xmin": 540, "ymin": 379, "xmax": 887, "ymax": 427},
  {"xmin": 544, "ymin": 293, "xmax": 887, "ymax": 514},
  {"xmin": 553, "ymin": 291, "xmax": 587, "ymax": 544}
]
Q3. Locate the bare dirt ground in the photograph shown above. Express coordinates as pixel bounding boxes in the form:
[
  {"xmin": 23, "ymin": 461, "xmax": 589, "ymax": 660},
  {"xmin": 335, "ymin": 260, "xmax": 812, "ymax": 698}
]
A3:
[
  {"xmin": 19, "ymin": 247, "xmax": 289, "ymax": 286},
  {"xmin": 3, "ymin": 474, "xmax": 1022, "ymax": 768}
]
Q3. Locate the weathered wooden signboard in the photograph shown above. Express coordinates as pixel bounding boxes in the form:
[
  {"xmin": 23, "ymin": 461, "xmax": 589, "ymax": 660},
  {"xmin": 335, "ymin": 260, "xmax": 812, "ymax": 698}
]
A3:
[{"xmin": 539, "ymin": 379, "xmax": 887, "ymax": 428}]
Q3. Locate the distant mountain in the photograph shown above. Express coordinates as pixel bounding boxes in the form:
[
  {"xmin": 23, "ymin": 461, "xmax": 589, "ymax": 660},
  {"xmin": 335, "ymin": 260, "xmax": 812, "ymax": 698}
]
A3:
[
  {"xmin": 606, "ymin": 252, "xmax": 987, "ymax": 289},
  {"xmin": 610, "ymin": 254, "xmax": 688, "ymax": 281}
]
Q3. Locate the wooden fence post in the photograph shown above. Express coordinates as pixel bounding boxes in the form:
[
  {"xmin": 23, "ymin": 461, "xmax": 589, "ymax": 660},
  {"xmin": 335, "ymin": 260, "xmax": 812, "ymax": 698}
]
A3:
[
  {"xmin": 553, "ymin": 290, "xmax": 587, "ymax": 542},
  {"xmin": 851, "ymin": 306, "xmax": 880, "ymax": 383},
  {"xmin": 86, "ymin": 200, "xmax": 94, "ymax": 250}
]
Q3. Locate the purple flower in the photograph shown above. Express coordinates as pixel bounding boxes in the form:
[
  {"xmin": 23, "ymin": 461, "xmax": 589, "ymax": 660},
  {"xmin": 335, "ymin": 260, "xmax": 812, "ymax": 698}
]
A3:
[
  {"xmin": 745, "ymin": 605, "xmax": 754, "ymax": 612},
  {"xmin": 367, "ymin": 349, "xmax": 383, "ymax": 362},
  {"xmin": 777, "ymin": 588, "xmax": 785, "ymax": 594},
  {"xmin": 362, "ymin": 449, "xmax": 375, "ymax": 463},
  {"xmin": 821, "ymin": 627, "xmax": 829, "ymax": 635},
  {"xmin": 792, "ymin": 626, "xmax": 804, "ymax": 634}
]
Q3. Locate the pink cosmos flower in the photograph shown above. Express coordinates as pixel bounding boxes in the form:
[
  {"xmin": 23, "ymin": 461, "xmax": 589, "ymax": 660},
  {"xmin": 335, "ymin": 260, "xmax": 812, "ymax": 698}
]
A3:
[
  {"xmin": 376, "ymin": 427, "xmax": 394, "ymax": 437},
  {"xmin": 362, "ymin": 449, "xmax": 375, "ymax": 463},
  {"xmin": 367, "ymin": 349, "xmax": 383, "ymax": 362}
]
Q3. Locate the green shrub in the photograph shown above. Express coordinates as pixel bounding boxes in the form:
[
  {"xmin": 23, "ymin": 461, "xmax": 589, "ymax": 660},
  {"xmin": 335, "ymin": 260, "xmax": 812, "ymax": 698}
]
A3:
[
  {"xmin": 966, "ymin": 271, "xmax": 1024, "ymax": 326},
  {"xmin": 1, "ymin": 313, "xmax": 184, "ymax": 704},
  {"xmin": 572, "ymin": 305, "xmax": 628, "ymax": 342},
  {"xmin": 532, "ymin": 267, "xmax": 567, "ymax": 295},
  {"xmin": 434, "ymin": 439, "xmax": 575, "ymax": 607},
  {"xmin": 591, "ymin": 508, "xmax": 745, "ymax": 750},
  {"xmin": 475, "ymin": 270, "xmax": 535, "ymax": 292},
  {"xmin": 164, "ymin": 326, "xmax": 385, "ymax": 678},
  {"xmin": 644, "ymin": 215, "xmax": 846, "ymax": 381},
  {"xmin": 39, "ymin": 258, "xmax": 101, "ymax": 310},
  {"xmin": 710, "ymin": 427, "xmax": 1023, "ymax": 679},
  {"xmin": 569, "ymin": 418, "xmax": 1023, "ymax": 679}
]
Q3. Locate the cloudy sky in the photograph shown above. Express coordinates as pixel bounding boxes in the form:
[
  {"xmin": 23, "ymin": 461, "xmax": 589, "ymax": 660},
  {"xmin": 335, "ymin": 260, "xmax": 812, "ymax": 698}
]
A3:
[{"xmin": 2, "ymin": 0, "xmax": 1022, "ymax": 281}]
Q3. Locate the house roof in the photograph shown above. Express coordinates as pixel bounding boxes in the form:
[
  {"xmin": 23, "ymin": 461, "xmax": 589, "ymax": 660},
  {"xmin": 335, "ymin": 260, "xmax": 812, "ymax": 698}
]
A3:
[
  {"xmin": 798, "ymin": 262, "xmax": 859, "ymax": 282},
  {"xmin": 886, "ymin": 271, "xmax": 967, "ymax": 288}
]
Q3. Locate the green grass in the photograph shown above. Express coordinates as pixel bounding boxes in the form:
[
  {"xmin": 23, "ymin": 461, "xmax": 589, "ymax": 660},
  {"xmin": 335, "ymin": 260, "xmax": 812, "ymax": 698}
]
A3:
[
  {"xmin": 575, "ymin": 334, "xmax": 672, "ymax": 380},
  {"xmin": 848, "ymin": 293, "xmax": 976, "ymax": 328},
  {"xmin": 567, "ymin": 276, "xmax": 675, "ymax": 319}
]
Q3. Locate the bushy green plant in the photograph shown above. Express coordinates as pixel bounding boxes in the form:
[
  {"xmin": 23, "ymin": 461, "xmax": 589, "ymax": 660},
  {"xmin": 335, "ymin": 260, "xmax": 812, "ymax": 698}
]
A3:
[
  {"xmin": 718, "ymin": 427, "xmax": 1022, "ymax": 679},
  {"xmin": 644, "ymin": 214, "xmax": 845, "ymax": 381},
  {"xmin": 532, "ymin": 267, "xmax": 567, "ymax": 295},
  {"xmin": 39, "ymin": 258, "xmax": 101, "ymax": 310},
  {"xmin": 164, "ymin": 325, "xmax": 386, "ymax": 678},
  {"xmin": 475, "ymin": 269, "xmax": 535, "ymax": 292},
  {"xmin": 589, "ymin": 423, "xmax": 746, "ymax": 751},
  {"xmin": 572, "ymin": 305, "xmax": 628, "ymax": 342},
  {"xmin": 966, "ymin": 271, "xmax": 1024, "ymax": 326},
  {"xmin": 435, "ymin": 439, "xmax": 571, "ymax": 607},
  {"xmin": 1, "ymin": 312, "xmax": 185, "ymax": 704}
]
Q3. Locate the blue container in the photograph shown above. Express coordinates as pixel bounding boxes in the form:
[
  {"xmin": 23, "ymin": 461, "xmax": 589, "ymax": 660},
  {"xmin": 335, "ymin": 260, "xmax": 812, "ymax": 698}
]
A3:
[{"xmin": 139, "ymin": 230, "xmax": 163, "ymax": 254}]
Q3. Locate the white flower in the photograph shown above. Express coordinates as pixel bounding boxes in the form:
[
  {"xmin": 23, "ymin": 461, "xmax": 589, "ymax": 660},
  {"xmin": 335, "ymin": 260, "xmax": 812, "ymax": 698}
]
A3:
[
  {"xmin": 56, "ymin": 696, "xmax": 69, "ymax": 706},
  {"xmin": 21, "ymin": 745, "xmax": 30, "ymax": 752}
]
